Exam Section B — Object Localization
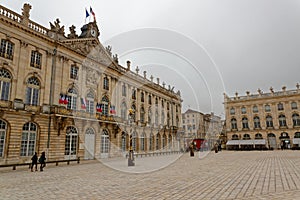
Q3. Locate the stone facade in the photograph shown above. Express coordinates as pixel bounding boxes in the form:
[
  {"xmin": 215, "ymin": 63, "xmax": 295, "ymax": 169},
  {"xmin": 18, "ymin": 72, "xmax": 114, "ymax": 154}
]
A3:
[
  {"xmin": 181, "ymin": 109, "xmax": 222, "ymax": 149},
  {"xmin": 224, "ymin": 85, "xmax": 300, "ymax": 150},
  {"xmin": 0, "ymin": 4, "xmax": 182, "ymax": 164}
]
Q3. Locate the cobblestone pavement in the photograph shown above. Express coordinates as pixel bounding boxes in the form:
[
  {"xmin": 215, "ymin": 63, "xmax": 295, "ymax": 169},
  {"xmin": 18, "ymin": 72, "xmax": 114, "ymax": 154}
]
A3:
[{"xmin": 1, "ymin": 150, "xmax": 300, "ymax": 200}]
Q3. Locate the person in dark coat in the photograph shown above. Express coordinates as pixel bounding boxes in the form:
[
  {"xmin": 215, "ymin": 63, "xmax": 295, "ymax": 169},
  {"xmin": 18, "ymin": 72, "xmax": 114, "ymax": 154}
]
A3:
[
  {"xmin": 39, "ymin": 152, "xmax": 46, "ymax": 171},
  {"xmin": 31, "ymin": 152, "xmax": 38, "ymax": 172}
]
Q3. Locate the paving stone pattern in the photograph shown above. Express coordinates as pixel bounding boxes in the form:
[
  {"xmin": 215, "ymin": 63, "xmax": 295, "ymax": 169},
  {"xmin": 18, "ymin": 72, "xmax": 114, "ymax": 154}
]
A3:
[{"xmin": 0, "ymin": 150, "xmax": 300, "ymax": 200}]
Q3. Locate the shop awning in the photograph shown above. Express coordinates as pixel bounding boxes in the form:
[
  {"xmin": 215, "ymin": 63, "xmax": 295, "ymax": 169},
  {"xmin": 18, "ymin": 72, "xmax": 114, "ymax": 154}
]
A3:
[
  {"xmin": 293, "ymin": 138, "xmax": 300, "ymax": 144},
  {"xmin": 226, "ymin": 139, "xmax": 266, "ymax": 145}
]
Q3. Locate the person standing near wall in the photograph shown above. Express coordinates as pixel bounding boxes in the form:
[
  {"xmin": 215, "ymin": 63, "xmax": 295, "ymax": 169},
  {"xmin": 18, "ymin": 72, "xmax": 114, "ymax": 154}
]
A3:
[{"xmin": 39, "ymin": 152, "xmax": 46, "ymax": 171}]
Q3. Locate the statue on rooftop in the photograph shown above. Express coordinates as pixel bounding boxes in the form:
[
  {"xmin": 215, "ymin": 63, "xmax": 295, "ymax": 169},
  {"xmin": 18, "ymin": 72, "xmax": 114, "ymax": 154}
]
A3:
[
  {"xmin": 67, "ymin": 25, "xmax": 78, "ymax": 39},
  {"xmin": 50, "ymin": 18, "xmax": 65, "ymax": 35}
]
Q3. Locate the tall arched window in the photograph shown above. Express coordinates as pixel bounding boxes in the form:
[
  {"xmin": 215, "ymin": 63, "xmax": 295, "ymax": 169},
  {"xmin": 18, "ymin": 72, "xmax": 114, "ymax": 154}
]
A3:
[
  {"xmin": 129, "ymin": 104, "xmax": 136, "ymax": 122},
  {"xmin": 254, "ymin": 116, "xmax": 261, "ymax": 129},
  {"xmin": 20, "ymin": 122, "xmax": 37, "ymax": 156},
  {"xmin": 0, "ymin": 120, "xmax": 7, "ymax": 157},
  {"xmin": 140, "ymin": 107, "xmax": 145, "ymax": 123},
  {"xmin": 0, "ymin": 68, "xmax": 11, "ymax": 100},
  {"xmin": 231, "ymin": 118, "xmax": 237, "ymax": 130},
  {"xmin": 148, "ymin": 95, "xmax": 152, "ymax": 105},
  {"xmin": 65, "ymin": 126, "xmax": 78, "ymax": 156},
  {"xmin": 266, "ymin": 115, "xmax": 273, "ymax": 128},
  {"xmin": 167, "ymin": 112, "xmax": 171, "ymax": 127},
  {"xmin": 121, "ymin": 132, "xmax": 127, "ymax": 152},
  {"xmin": 25, "ymin": 77, "xmax": 40, "ymax": 105},
  {"xmin": 279, "ymin": 114, "xmax": 287, "ymax": 127},
  {"xmin": 148, "ymin": 107, "xmax": 152, "ymax": 124},
  {"xmin": 100, "ymin": 129, "xmax": 110, "ymax": 154},
  {"xmin": 132, "ymin": 131, "xmax": 137, "ymax": 151},
  {"xmin": 67, "ymin": 87, "xmax": 78, "ymax": 110},
  {"xmin": 168, "ymin": 134, "xmax": 172, "ymax": 149},
  {"xmin": 161, "ymin": 110, "xmax": 165, "ymax": 125},
  {"xmin": 132, "ymin": 89, "xmax": 136, "ymax": 100},
  {"xmin": 101, "ymin": 96, "xmax": 109, "ymax": 116},
  {"xmin": 242, "ymin": 117, "xmax": 249, "ymax": 129},
  {"xmin": 141, "ymin": 92, "xmax": 144, "ymax": 102},
  {"xmin": 162, "ymin": 134, "xmax": 166, "ymax": 149},
  {"xmin": 86, "ymin": 91, "xmax": 94, "ymax": 113},
  {"xmin": 155, "ymin": 109, "xmax": 159, "ymax": 126},
  {"xmin": 156, "ymin": 133, "xmax": 160, "ymax": 150},
  {"xmin": 292, "ymin": 113, "xmax": 300, "ymax": 127},
  {"xmin": 121, "ymin": 102, "xmax": 127, "ymax": 120},
  {"xmin": 149, "ymin": 133, "xmax": 154, "ymax": 151},
  {"xmin": 140, "ymin": 132, "xmax": 145, "ymax": 151},
  {"xmin": 122, "ymin": 84, "xmax": 126, "ymax": 97}
]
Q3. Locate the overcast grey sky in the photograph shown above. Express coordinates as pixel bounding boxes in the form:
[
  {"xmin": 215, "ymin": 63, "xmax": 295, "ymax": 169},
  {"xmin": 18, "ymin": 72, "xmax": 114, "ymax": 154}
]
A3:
[{"xmin": 3, "ymin": 0, "xmax": 300, "ymax": 117}]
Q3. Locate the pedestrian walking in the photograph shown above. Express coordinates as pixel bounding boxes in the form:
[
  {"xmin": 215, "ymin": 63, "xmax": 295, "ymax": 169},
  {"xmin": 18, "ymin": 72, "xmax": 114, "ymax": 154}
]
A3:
[
  {"xmin": 189, "ymin": 143, "xmax": 194, "ymax": 157},
  {"xmin": 39, "ymin": 152, "xmax": 46, "ymax": 171},
  {"xmin": 214, "ymin": 143, "xmax": 218, "ymax": 153},
  {"xmin": 30, "ymin": 152, "xmax": 38, "ymax": 172}
]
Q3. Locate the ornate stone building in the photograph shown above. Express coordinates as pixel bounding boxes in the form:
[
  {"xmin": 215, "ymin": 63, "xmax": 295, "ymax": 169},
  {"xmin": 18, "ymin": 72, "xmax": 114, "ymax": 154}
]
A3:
[
  {"xmin": 0, "ymin": 4, "xmax": 182, "ymax": 164},
  {"xmin": 224, "ymin": 85, "xmax": 300, "ymax": 150},
  {"xmin": 181, "ymin": 109, "xmax": 222, "ymax": 149}
]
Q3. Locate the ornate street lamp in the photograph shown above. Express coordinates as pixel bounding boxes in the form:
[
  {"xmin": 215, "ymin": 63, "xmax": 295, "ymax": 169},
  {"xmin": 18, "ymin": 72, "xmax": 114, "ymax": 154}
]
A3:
[{"xmin": 128, "ymin": 108, "xmax": 135, "ymax": 166}]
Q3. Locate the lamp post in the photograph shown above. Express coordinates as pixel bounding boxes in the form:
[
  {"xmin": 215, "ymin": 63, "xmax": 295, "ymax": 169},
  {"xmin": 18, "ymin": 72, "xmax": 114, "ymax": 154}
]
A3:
[{"xmin": 128, "ymin": 108, "xmax": 135, "ymax": 166}]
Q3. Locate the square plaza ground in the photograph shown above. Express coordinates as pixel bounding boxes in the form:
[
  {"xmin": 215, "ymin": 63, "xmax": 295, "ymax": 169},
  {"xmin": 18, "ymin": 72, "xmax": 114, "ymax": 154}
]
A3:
[{"xmin": 0, "ymin": 150, "xmax": 300, "ymax": 200}]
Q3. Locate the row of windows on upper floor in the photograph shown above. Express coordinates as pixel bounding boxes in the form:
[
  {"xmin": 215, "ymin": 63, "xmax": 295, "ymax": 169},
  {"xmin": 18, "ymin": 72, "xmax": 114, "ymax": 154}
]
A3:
[
  {"xmin": 0, "ymin": 39, "xmax": 42, "ymax": 68},
  {"xmin": 182, "ymin": 124, "xmax": 196, "ymax": 130},
  {"xmin": 231, "ymin": 132, "xmax": 300, "ymax": 140},
  {"xmin": 0, "ymin": 67, "xmax": 180, "ymax": 126},
  {"xmin": 229, "ymin": 102, "xmax": 298, "ymax": 115},
  {"xmin": 230, "ymin": 113, "xmax": 300, "ymax": 130},
  {"xmin": 0, "ymin": 39, "xmax": 180, "ymax": 112},
  {"xmin": 182, "ymin": 119, "xmax": 196, "ymax": 124}
]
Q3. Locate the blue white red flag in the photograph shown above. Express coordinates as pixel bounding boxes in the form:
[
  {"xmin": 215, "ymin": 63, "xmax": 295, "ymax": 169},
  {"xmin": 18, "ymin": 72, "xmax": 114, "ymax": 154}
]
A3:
[
  {"xmin": 90, "ymin": 6, "xmax": 96, "ymax": 21},
  {"xmin": 81, "ymin": 98, "xmax": 86, "ymax": 109}
]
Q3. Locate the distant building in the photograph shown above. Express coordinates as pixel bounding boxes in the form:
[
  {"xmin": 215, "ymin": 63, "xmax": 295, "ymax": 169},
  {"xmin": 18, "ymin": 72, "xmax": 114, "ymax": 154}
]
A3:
[
  {"xmin": 181, "ymin": 109, "xmax": 222, "ymax": 149},
  {"xmin": 0, "ymin": 4, "xmax": 182, "ymax": 164},
  {"xmin": 224, "ymin": 85, "xmax": 300, "ymax": 150}
]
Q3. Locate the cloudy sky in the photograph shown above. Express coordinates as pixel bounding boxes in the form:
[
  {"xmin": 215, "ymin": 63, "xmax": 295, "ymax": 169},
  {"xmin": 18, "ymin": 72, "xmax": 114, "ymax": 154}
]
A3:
[{"xmin": 3, "ymin": 1, "xmax": 300, "ymax": 117}]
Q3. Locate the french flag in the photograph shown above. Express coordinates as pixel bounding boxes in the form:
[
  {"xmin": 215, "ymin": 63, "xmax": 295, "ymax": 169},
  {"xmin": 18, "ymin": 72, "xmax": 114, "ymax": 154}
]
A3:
[
  {"xmin": 110, "ymin": 105, "xmax": 116, "ymax": 115},
  {"xmin": 64, "ymin": 95, "xmax": 69, "ymax": 105},
  {"xmin": 90, "ymin": 6, "xmax": 96, "ymax": 21},
  {"xmin": 59, "ymin": 94, "xmax": 64, "ymax": 104},
  {"xmin": 96, "ymin": 103, "xmax": 102, "ymax": 113},
  {"xmin": 81, "ymin": 98, "xmax": 86, "ymax": 109}
]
